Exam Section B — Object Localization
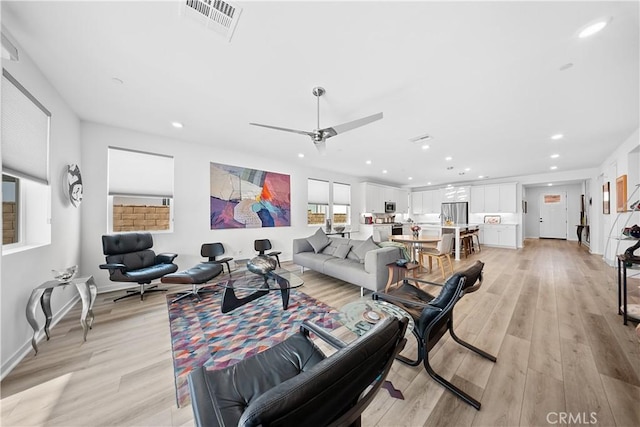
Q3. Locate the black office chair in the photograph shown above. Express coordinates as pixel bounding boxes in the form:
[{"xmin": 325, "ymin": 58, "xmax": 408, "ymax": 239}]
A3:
[
  {"xmin": 201, "ymin": 242, "xmax": 233, "ymax": 274},
  {"xmin": 188, "ymin": 316, "xmax": 408, "ymax": 427},
  {"xmin": 99, "ymin": 232, "xmax": 178, "ymax": 302},
  {"xmin": 373, "ymin": 261, "xmax": 496, "ymax": 410},
  {"xmin": 254, "ymin": 239, "xmax": 281, "ymax": 268}
]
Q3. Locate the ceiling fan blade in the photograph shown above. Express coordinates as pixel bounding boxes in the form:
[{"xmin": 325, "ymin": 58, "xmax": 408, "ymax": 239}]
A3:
[
  {"xmin": 314, "ymin": 140, "xmax": 327, "ymax": 155},
  {"xmin": 249, "ymin": 122, "xmax": 315, "ymax": 138},
  {"xmin": 321, "ymin": 112, "xmax": 383, "ymax": 138}
]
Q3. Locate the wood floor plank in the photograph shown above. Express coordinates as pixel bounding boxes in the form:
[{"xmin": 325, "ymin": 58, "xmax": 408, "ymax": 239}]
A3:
[
  {"xmin": 560, "ymin": 338, "xmax": 616, "ymax": 426},
  {"xmin": 519, "ymin": 368, "xmax": 565, "ymax": 426}
]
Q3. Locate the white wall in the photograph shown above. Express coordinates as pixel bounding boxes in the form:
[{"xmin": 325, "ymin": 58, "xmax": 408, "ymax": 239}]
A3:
[
  {"xmin": 596, "ymin": 129, "xmax": 640, "ymax": 264},
  {"xmin": 80, "ymin": 122, "xmax": 365, "ymax": 293},
  {"xmin": 1, "ymin": 29, "xmax": 82, "ymax": 376}
]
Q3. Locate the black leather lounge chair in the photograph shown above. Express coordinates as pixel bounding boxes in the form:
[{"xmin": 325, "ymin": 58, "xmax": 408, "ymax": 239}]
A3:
[
  {"xmin": 99, "ymin": 232, "xmax": 178, "ymax": 302},
  {"xmin": 188, "ymin": 316, "xmax": 408, "ymax": 427}
]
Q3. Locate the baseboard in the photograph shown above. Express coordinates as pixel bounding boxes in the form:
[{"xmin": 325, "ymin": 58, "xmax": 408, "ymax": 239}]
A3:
[{"xmin": 1, "ymin": 293, "xmax": 80, "ymax": 381}]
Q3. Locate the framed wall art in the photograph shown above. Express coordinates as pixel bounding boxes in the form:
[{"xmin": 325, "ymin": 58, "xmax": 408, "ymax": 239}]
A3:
[
  {"xmin": 616, "ymin": 174, "xmax": 627, "ymax": 213},
  {"xmin": 602, "ymin": 182, "xmax": 610, "ymax": 214},
  {"xmin": 210, "ymin": 162, "xmax": 291, "ymax": 229}
]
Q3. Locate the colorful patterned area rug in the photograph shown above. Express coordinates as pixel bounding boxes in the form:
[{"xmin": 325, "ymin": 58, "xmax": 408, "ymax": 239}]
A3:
[{"xmin": 166, "ymin": 286, "xmax": 341, "ymax": 407}]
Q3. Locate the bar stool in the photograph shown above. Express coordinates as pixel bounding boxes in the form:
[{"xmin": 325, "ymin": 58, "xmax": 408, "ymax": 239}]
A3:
[{"xmin": 469, "ymin": 230, "xmax": 481, "ymax": 253}]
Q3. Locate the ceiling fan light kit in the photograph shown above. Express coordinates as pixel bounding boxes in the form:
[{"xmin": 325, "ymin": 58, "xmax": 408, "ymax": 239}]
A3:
[{"xmin": 250, "ymin": 86, "xmax": 383, "ymax": 154}]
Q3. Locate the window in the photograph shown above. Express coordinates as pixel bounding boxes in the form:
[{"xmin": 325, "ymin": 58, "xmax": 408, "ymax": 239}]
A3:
[
  {"xmin": 307, "ymin": 179, "xmax": 329, "ymax": 225},
  {"xmin": 1, "ymin": 69, "xmax": 51, "ymax": 250},
  {"xmin": 107, "ymin": 147, "xmax": 174, "ymax": 233},
  {"xmin": 2, "ymin": 175, "xmax": 18, "ymax": 244},
  {"xmin": 332, "ymin": 182, "xmax": 351, "ymax": 225}
]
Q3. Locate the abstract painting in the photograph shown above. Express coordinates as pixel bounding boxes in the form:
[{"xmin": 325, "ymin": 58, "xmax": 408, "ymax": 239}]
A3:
[{"xmin": 210, "ymin": 162, "xmax": 290, "ymax": 229}]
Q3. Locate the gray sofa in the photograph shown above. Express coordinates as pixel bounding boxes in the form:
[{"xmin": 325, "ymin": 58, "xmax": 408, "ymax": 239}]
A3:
[{"xmin": 292, "ymin": 234, "xmax": 402, "ymax": 294}]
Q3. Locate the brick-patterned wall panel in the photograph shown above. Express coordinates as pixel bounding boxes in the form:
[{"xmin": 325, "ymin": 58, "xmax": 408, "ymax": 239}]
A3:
[
  {"xmin": 3, "ymin": 202, "xmax": 18, "ymax": 244},
  {"xmin": 113, "ymin": 205, "xmax": 170, "ymax": 232}
]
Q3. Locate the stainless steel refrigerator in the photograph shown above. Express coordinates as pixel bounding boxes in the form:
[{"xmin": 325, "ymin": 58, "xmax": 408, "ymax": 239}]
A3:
[{"xmin": 441, "ymin": 202, "xmax": 469, "ymax": 225}]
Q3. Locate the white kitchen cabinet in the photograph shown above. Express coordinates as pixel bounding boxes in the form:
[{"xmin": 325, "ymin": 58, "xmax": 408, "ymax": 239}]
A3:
[
  {"xmin": 480, "ymin": 224, "xmax": 517, "ymax": 248},
  {"xmin": 396, "ymin": 189, "xmax": 410, "ymax": 213},
  {"xmin": 484, "ymin": 185, "xmax": 500, "ymax": 212},
  {"xmin": 362, "ymin": 183, "xmax": 384, "ymax": 213},
  {"xmin": 499, "ymin": 183, "xmax": 517, "ymax": 213},
  {"xmin": 383, "ymin": 187, "xmax": 395, "ymax": 204},
  {"xmin": 470, "ymin": 183, "xmax": 517, "ymax": 213},
  {"xmin": 470, "ymin": 186, "xmax": 485, "ymax": 212},
  {"xmin": 411, "ymin": 191, "xmax": 423, "ymax": 214}
]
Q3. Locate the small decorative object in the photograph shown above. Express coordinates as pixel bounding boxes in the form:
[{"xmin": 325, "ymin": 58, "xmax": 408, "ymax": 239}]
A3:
[
  {"xmin": 334, "ymin": 225, "xmax": 345, "ymax": 233},
  {"xmin": 52, "ymin": 265, "xmax": 78, "ymax": 282},
  {"xmin": 410, "ymin": 224, "xmax": 421, "ymax": 238},
  {"xmin": 66, "ymin": 164, "xmax": 83, "ymax": 207},
  {"xmin": 616, "ymin": 175, "xmax": 627, "ymax": 213},
  {"xmin": 247, "ymin": 255, "xmax": 277, "ymax": 276},
  {"xmin": 325, "ymin": 218, "xmax": 332, "ymax": 232},
  {"xmin": 603, "ymin": 182, "xmax": 610, "ymax": 214},
  {"xmin": 395, "ymin": 259, "xmax": 408, "ymax": 267},
  {"xmin": 484, "ymin": 215, "xmax": 501, "ymax": 224}
]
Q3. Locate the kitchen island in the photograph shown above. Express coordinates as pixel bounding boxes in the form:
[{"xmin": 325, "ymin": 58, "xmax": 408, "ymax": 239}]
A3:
[{"xmin": 417, "ymin": 223, "xmax": 480, "ymax": 261}]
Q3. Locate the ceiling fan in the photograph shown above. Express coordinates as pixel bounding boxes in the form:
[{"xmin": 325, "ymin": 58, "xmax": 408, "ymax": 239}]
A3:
[{"xmin": 249, "ymin": 87, "xmax": 383, "ymax": 154}]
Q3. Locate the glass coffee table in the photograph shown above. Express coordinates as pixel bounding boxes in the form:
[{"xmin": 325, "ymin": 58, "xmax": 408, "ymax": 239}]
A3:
[
  {"xmin": 216, "ymin": 268, "xmax": 304, "ymax": 313},
  {"xmin": 339, "ymin": 298, "xmax": 414, "ymax": 337}
]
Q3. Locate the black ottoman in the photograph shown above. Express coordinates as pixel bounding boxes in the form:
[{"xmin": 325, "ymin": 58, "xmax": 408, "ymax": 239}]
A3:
[{"xmin": 161, "ymin": 263, "xmax": 224, "ymax": 303}]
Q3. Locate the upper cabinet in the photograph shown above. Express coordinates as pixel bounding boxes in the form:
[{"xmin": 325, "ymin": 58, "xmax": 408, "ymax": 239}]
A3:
[
  {"xmin": 361, "ymin": 182, "xmax": 409, "ymax": 214},
  {"xmin": 441, "ymin": 186, "xmax": 470, "ymax": 202},
  {"xmin": 411, "ymin": 189, "xmax": 441, "ymax": 214},
  {"xmin": 470, "ymin": 183, "xmax": 517, "ymax": 213}
]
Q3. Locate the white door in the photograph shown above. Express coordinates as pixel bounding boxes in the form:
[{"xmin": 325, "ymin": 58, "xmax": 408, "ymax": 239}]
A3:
[{"xmin": 539, "ymin": 192, "xmax": 567, "ymax": 239}]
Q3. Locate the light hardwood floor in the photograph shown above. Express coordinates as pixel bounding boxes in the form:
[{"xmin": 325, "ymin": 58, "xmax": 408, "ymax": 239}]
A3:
[{"xmin": 1, "ymin": 239, "xmax": 639, "ymax": 426}]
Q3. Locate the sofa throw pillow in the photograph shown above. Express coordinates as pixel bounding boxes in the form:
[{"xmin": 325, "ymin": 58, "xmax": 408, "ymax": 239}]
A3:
[
  {"xmin": 352, "ymin": 236, "xmax": 380, "ymax": 263},
  {"xmin": 333, "ymin": 243, "xmax": 352, "ymax": 259},
  {"xmin": 307, "ymin": 228, "xmax": 331, "ymax": 253}
]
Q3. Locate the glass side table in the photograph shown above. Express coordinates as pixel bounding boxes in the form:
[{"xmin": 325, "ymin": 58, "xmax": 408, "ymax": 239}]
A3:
[{"xmin": 339, "ymin": 298, "xmax": 414, "ymax": 337}]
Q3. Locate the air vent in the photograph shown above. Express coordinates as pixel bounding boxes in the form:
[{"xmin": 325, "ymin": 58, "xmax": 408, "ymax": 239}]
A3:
[
  {"xmin": 409, "ymin": 133, "xmax": 432, "ymax": 143},
  {"xmin": 182, "ymin": 0, "xmax": 242, "ymax": 42}
]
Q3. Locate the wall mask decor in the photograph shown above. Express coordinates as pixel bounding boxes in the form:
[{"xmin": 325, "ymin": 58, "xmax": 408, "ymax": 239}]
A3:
[
  {"xmin": 67, "ymin": 164, "xmax": 83, "ymax": 207},
  {"xmin": 210, "ymin": 162, "xmax": 291, "ymax": 229}
]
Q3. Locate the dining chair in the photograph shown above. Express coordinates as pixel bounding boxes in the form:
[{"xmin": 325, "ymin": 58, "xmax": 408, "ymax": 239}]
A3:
[
  {"xmin": 254, "ymin": 239, "xmax": 281, "ymax": 267},
  {"xmin": 201, "ymin": 242, "xmax": 233, "ymax": 274},
  {"xmin": 419, "ymin": 233, "xmax": 454, "ymax": 278}
]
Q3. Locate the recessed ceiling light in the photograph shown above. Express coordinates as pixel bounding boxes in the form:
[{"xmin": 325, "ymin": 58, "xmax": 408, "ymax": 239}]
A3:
[
  {"xmin": 427, "ymin": 182, "xmax": 432, "ymax": 185},
  {"xmin": 171, "ymin": 122, "xmax": 183, "ymax": 129},
  {"xmin": 551, "ymin": 134, "xmax": 563, "ymax": 140},
  {"xmin": 550, "ymin": 166, "xmax": 558, "ymax": 170},
  {"xmin": 445, "ymin": 156, "xmax": 452, "ymax": 161},
  {"xmin": 550, "ymin": 154, "xmax": 560, "ymax": 159},
  {"xmin": 382, "ymin": 170, "xmax": 387, "ymax": 174},
  {"xmin": 421, "ymin": 144, "xmax": 430, "ymax": 150},
  {"xmin": 578, "ymin": 20, "xmax": 609, "ymax": 38},
  {"xmin": 464, "ymin": 168, "xmax": 471, "ymax": 171},
  {"xmin": 478, "ymin": 175, "xmax": 485, "ymax": 179},
  {"xmin": 548, "ymin": 183, "xmax": 553, "ymax": 186},
  {"xmin": 298, "ymin": 153, "xmax": 304, "ymax": 158},
  {"xmin": 408, "ymin": 177, "xmax": 413, "ymax": 180},
  {"xmin": 365, "ymin": 160, "xmax": 372, "ymax": 165}
]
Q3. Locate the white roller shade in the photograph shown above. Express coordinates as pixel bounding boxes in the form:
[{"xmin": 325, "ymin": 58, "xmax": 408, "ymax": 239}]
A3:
[
  {"xmin": 1, "ymin": 70, "xmax": 50, "ymax": 184},
  {"xmin": 108, "ymin": 147, "xmax": 174, "ymax": 197},
  {"xmin": 308, "ymin": 178, "xmax": 329, "ymax": 204},
  {"xmin": 333, "ymin": 182, "xmax": 351, "ymax": 205}
]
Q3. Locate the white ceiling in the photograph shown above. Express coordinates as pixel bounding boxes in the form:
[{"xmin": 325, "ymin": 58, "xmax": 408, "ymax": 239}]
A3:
[{"xmin": 2, "ymin": 1, "xmax": 638, "ymax": 188}]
